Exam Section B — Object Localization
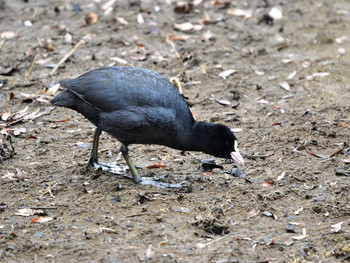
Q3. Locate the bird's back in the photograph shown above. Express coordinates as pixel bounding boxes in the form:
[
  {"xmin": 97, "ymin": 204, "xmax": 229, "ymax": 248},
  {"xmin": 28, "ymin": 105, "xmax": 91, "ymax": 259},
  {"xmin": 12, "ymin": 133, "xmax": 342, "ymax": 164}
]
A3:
[{"xmin": 53, "ymin": 66, "xmax": 195, "ymax": 148}]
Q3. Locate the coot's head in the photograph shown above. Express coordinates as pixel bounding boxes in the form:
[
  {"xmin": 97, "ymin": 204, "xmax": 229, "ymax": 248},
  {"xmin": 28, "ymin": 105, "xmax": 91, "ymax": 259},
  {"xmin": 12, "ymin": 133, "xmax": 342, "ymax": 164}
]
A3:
[{"xmin": 208, "ymin": 124, "xmax": 244, "ymax": 166}]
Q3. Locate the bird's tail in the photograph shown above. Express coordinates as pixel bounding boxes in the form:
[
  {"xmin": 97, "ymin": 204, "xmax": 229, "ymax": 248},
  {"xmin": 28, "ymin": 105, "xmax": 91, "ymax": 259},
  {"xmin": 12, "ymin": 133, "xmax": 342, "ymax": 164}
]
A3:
[{"xmin": 51, "ymin": 89, "xmax": 75, "ymax": 108}]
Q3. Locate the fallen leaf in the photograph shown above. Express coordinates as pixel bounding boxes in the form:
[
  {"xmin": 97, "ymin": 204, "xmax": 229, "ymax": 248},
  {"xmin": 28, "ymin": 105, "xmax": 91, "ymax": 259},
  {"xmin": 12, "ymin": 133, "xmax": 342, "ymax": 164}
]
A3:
[
  {"xmin": 254, "ymin": 70, "xmax": 265, "ymax": 75},
  {"xmin": 294, "ymin": 207, "xmax": 303, "ymax": 215},
  {"xmin": 147, "ymin": 163, "xmax": 166, "ymax": 169},
  {"xmin": 115, "ymin": 16, "xmax": 128, "ymax": 25},
  {"xmin": 136, "ymin": 13, "xmax": 144, "ymax": 24},
  {"xmin": 329, "ymin": 146, "xmax": 344, "ymax": 158},
  {"xmin": 13, "ymin": 127, "xmax": 27, "ymax": 136},
  {"xmin": 292, "ymin": 227, "xmax": 307, "ymax": 240},
  {"xmin": 312, "ymin": 72, "xmax": 330, "ymax": 77},
  {"xmin": 247, "ymin": 208, "xmax": 260, "ymax": 219},
  {"xmin": 174, "ymin": 22, "xmax": 194, "ymax": 31},
  {"xmin": 202, "ymin": 30, "xmax": 214, "ymax": 41},
  {"xmin": 16, "ymin": 168, "xmax": 28, "ymax": 180},
  {"xmin": 109, "ymin": 56, "xmax": 128, "ymax": 64},
  {"xmin": 144, "ymin": 244, "xmax": 154, "ymax": 259},
  {"xmin": 102, "ymin": 0, "xmax": 116, "ymax": 11},
  {"xmin": 167, "ymin": 34, "xmax": 192, "ymax": 41},
  {"xmin": 216, "ymin": 99, "xmax": 231, "ymax": 106},
  {"xmin": 174, "ymin": 2, "xmax": 192, "ymax": 14},
  {"xmin": 277, "ymin": 171, "xmax": 285, "ymax": 181},
  {"xmin": 287, "ymin": 70, "xmax": 296, "ymax": 80},
  {"xmin": 306, "ymin": 150, "xmax": 325, "ymax": 159},
  {"xmin": 85, "ymin": 12, "xmax": 98, "ymax": 25},
  {"xmin": 31, "ymin": 216, "xmax": 54, "ymax": 223},
  {"xmin": 269, "ymin": 6, "xmax": 283, "ymax": 20},
  {"xmin": 227, "ymin": 8, "xmax": 251, "ymax": 18},
  {"xmin": 1, "ymin": 31, "xmax": 16, "ymax": 39},
  {"xmin": 261, "ymin": 181, "xmax": 274, "ymax": 187},
  {"xmin": 279, "ymin": 81, "xmax": 290, "ymax": 91},
  {"xmin": 331, "ymin": 221, "xmax": 343, "ymax": 233},
  {"xmin": 219, "ymin": 69, "xmax": 236, "ymax": 79},
  {"xmin": 1, "ymin": 110, "xmax": 12, "ymax": 121},
  {"xmin": 16, "ymin": 208, "xmax": 44, "ymax": 217},
  {"xmin": 171, "ymin": 206, "xmax": 190, "ymax": 213}
]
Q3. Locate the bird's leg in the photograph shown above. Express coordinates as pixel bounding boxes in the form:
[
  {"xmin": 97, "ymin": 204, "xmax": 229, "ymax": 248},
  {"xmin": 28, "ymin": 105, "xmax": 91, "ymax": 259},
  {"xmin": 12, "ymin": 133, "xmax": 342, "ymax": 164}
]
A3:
[
  {"xmin": 87, "ymin": 127, "xmax": 102, "ymax": 168},
  {"xmin": 120, "ymin": 144, "xmax": 142, "ymax": 183}
]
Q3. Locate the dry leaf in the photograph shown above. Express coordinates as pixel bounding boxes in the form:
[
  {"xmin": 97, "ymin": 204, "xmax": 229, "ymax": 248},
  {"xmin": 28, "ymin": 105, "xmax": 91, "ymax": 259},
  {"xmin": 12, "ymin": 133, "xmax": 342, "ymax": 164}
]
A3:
[
  {"xmin": 254, "ymin": 70, "xmax": 265, "ymax": 75},
  {"xmin": 269, "ymin": 6, "xmax": 283, "ymax": 20},
  {"xmin": 1, "ymin": 110, "xmax": 12, "ymax": 121},
  {"xmin": 167, "ymin": 34, "xmax": 192, "ymax": 41},
  {"xmin": 137, "ymin": 13, "xmax": 144, "ymax": 24},
  {"xmin": 219, "ymin": 69, "xmax": 236, "ymax": 79},
  {"xmin": 147, "ymin": 163, "xmax": 166, "ymax": 169},
  {"xmin": 110, "ymin": 56, "xmax": 128, "ymax": 64},
  {"xmin": 329, "ymin": 146, "xmax": 344, "ymax": 158},
  {"xmin": 31, "ymin": 216, "xmax": 54, "ymax": 223},
  {"xmin": 294, "ymin": 207, "xmax": 303, "ymax": 215},
  {"xmin": 216, "ymin": 99, "xmax": 231, "ymax": 106},
  {"xmin": 261, "ymin": 181, "xmax": 274, "ymax": 187},
  {"xmin": 1, "ymin": 31, "xmax": 16, "ymax": 39},
  {"xmin": 85, "ymin": 12, "xmax": 98, "ymax": 25},
  {"xmin": 279, "ymin": 81, "xmax": 290, "ymax": 91},
  {"xmin": 102, "ymin": 0, "xmax": 116, "ymax": 11},
  {"xmin": 287, "ymin": 71, "xmax": 296, "ymax": 80},
  {"xmin": 16, "ymin": 208, "xmax": 43, "ymax": 217},
  {"xmin": 202, "ymin": 30, "xmax": 214, "ymax": 41},
  {"xmin": 174, "ymin": 22, "xmax": 194, "ymax": 32},
  {"xmin": 115, "ymin": 16, "xmax": 128, "ymax": 25},
  {"xmin": 331, "ymin": 221, "xmax": 343, "ymax": 233},
  {"xmin": 247, "ymin": 208, "xmax": 260, "ymax": 219},
  {"xmin": 277, "ymin": 171, "xmax": 285, "ymax": 181},
  {"xmin": 144, "ymin": 244, "xmax": 154, "ymax": 259},
  {"xmin": 292, "ymin": 227, "xmax": 307, "ymax": 240}
]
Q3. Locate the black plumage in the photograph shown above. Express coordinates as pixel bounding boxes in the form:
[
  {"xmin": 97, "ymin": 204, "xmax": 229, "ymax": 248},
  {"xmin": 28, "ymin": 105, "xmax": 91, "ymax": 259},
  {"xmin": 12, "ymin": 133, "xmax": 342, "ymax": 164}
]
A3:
[{"xmin": 51, "ymin": 66, "xmax": 244, "ymax": 184}]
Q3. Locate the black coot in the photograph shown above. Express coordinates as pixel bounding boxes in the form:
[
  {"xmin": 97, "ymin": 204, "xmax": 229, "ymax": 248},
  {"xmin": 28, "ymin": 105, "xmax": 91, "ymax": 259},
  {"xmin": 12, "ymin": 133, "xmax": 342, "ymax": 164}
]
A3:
[{"xmin": 51, "ymin": 66, "xmax": 244, "ymax": 183}]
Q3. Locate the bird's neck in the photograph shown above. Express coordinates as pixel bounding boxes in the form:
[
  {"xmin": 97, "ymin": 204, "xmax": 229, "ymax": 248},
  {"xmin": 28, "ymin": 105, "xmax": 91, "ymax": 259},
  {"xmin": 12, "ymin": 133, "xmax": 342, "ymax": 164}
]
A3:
[{"xmin": 189, "ymin": 122, "xmax": 213, "ymax": 153}]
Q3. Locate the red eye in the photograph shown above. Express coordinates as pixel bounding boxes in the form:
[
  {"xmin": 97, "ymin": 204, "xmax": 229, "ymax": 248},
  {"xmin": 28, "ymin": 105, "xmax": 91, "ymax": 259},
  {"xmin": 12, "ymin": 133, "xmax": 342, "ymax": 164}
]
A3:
[{"xmin": 225, "ymin": 141, "xmax": 230, "ymax": 146}]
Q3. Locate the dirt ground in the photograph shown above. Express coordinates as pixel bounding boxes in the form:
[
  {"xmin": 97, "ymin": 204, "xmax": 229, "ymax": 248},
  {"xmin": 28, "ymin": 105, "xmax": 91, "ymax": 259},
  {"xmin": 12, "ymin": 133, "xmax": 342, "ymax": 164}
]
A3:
[{"xmin": 1, "ymin": 0, "xmax": 350, "ymax": 262}]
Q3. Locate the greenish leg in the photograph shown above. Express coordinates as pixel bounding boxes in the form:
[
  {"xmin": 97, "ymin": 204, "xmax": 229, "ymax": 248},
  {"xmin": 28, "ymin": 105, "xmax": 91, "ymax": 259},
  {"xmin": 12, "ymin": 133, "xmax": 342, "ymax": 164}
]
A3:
[
  {"xmin": 120, "ymin": 143, "xmax": 142, "ymax": 183},
  {"xmin": 87, "ymin": 127, "xmax": 102, "ymax": 168}
]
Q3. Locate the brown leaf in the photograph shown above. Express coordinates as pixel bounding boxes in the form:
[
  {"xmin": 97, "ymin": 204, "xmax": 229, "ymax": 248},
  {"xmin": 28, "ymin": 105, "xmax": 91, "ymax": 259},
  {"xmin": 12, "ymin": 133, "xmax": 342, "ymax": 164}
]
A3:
[
  {"xmin": 260, "ymin": 181, "xmax": 274, "ymax": 187},
  {"xmin": 31, "ymin": 217, "xmax": 54, "ymax": 223},
  {"xmin": 329, "ymin": 146, "xmax": 344, "ymax": 158},
  {"xmin": 147, "ymin": 163, "xmax": 166, "ymax": 169},
  {"xmin": 85, "ymin": 12, "xmax": 98, "ymax": 25},
  {"xmin": 174, "ymin": 2, "xmax": 192, "ymax": 14}
]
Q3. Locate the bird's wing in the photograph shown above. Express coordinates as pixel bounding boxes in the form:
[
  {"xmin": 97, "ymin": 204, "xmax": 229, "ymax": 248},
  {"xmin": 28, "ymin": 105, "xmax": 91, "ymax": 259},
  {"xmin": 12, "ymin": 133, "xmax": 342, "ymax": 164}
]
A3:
[{"xmin": 58, "ymin": 67, "xmax": 180, "ymax": 113}]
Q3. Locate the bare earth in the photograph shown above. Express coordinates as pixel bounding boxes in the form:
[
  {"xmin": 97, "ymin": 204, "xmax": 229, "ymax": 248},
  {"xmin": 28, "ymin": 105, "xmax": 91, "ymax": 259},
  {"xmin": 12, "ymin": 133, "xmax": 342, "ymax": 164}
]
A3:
[{"xmin": 0, "ymin": 0, "xmax": 350, "ymax": 262}]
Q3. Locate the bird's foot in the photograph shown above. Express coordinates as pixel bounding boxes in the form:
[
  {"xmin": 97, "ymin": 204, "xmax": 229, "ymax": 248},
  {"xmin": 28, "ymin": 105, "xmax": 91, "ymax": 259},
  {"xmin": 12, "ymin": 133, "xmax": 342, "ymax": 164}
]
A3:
[
  {"xmin": 89, "ymin": 162, "xmax": 188, "ymax": 189},
  {"xmin": 91, "ymin": 161, "xmax": 128, "ymax": 175},
  {"xmin": 139, "ymin": 176, "xmax": 190, "ymax": 189}
]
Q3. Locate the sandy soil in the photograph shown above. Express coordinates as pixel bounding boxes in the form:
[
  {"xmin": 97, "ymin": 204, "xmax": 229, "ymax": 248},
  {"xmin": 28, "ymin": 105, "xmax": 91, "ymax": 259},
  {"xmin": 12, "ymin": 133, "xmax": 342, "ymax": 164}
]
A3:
[{"xmin": 1, "ymin": 0, "xmax": 350, "ymax": 262}]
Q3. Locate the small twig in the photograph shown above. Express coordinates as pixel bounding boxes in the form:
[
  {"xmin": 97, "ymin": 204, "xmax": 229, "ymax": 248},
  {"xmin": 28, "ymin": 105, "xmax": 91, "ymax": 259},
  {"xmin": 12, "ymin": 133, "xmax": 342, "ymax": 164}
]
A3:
[
  {"xmin": 0, "ymin": 40, "xmax": 4, "ymax": 51},
  {"xmin": 166, "ymin": 36, "xmax": 183, "ymax": 67},
  {"xmin": 26, "ymin": 54, "xmax": 39, "ymax": 79},
  {"xmin": 28, "ymin": 207, "xmax": 58, "ymax": 210},
  {"xmin": 197, "ymin": 234, "xmax": 231, "ymax": 248},
  {"xmin": 50, "ymin": 40, "xmax": 84, "ymax": 75}
]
